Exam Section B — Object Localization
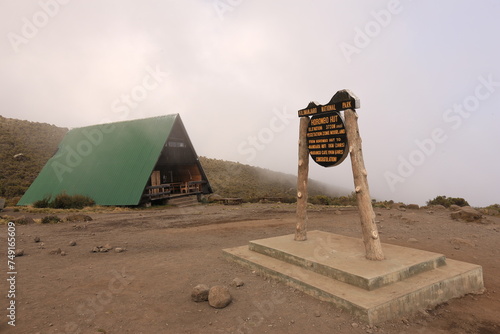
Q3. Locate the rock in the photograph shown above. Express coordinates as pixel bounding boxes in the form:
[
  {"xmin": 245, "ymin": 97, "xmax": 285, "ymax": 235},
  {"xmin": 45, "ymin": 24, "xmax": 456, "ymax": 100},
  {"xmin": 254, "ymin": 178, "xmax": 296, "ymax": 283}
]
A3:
[
  {"xmin": 449, "ymin": 237, "xmax": 475, "ymax": 250},
  {"xmin": 13, "ymin": 153, "xmax": 28, "ymax": 161},
  {"xmin": 351, "ymin": 322, "xmax": 359, "ymax": 328},
  {"xmin": 69, "ymin": 240, "xmax": 77, "ymax": 246},
  {"xmin": 15, "ymin": 249, "xmax": 24, "ymax": 257},
  {"xmin": 91, "ymin": 247, "xmax": 100, "ymax": 253},
  {"xmin": 390, "ymin": 203, "xmax": 404, "ymax": 210},
  {"xmin": 407, "ymin": 238, "xmax": 418, "ymax": 243},
  {"xmin": 114, "ymin": 247, "xmax": 125, "ymax": 253},
  {"xmin": 34, "ymin": 236, "xmax": 41, "ymax": 243},
  {"xmin": 103, "ymin": 244, "xmax": 113, "ymax": 251},
  {"xmin": 407, "ymin": 204, "xmax": 420, "ymax": 210},
  {"xmin": 60, "ymin": 251, "xmax": 67, "ymax": 256},
  {"xmin": 449, "ymin": 204, "xmax": 461, "ymax": 211},
  {"xmin": 450, "ymin": 206, "xmax": 483, "ymax": 222},
  {"xmin": 314, "ymin": 310, "xmax": 321, "ymax": 317},
  {"xmin": 208, "ymin": 286, "xmax": 232, "ymax": 309},
  {"xmin": 13, "ymin": 216, "xmax": 35, "ymax": 225},
  {"xmin": 191, "ymin": 284, "xmax": 210, "ymax": 302},
  {"xmin": 66, "ymin": 214, "xmax": 93, "ymax": 222},
  {"xmin": 49, "ymin": 248, "xmax": 62, "ymax": 255},
  {"xmin": 431, "ymin": 205, "xmax": 447, "ymax": 211},
  {"xmin": 231, "ymin": 278, "xmax": 244, "ymax": 287}
]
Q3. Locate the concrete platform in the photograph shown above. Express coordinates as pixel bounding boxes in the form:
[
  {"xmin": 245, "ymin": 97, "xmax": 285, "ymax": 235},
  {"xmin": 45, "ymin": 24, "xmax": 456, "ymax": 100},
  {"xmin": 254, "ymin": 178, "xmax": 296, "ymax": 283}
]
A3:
[
  {"xmin": 223, "ymin": 231, "xmax": 484, "ymax": 324},
  {"xmin": 249, "ymin": 231, "xmax": 447, "ymax": 290}
]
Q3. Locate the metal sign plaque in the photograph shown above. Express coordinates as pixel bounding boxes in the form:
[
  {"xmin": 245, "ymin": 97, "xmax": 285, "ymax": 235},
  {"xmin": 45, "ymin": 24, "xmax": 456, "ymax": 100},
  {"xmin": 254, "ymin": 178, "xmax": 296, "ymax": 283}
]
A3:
[{"xmin": 306, "ymin": 112, "xmax": 348, "ymax": 167}]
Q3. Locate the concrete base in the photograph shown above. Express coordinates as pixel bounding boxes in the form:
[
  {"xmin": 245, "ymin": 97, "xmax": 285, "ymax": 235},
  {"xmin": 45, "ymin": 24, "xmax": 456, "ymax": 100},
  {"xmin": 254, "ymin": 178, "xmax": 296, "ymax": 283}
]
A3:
[{"xmin": 223, "ymin": 231, "xmax": 484, "ymax": 324}]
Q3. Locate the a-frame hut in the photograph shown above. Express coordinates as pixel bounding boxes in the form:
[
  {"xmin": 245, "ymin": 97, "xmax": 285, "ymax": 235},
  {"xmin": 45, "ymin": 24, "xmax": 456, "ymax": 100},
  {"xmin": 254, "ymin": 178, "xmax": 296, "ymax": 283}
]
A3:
[{"xmin": 17, "ymin": 114, "xmax": 212, "ymax": 206}]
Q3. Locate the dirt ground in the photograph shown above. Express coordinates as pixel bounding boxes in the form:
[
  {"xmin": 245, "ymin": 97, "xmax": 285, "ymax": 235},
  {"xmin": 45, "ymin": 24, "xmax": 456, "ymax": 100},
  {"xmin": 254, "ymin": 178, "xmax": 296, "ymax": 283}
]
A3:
[{"xmin": 1, "ymin": 203, "xmax": 499, "ymax": 334}]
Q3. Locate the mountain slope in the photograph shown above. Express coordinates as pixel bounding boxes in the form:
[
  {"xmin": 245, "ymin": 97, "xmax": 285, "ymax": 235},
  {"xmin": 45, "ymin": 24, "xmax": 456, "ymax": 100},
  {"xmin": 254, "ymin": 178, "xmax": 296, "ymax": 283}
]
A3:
[
  {"xmin": 0, "ymin": 116, "xmax": 68, "ymax": 204},
  {"xmin": 0, "ymin": 116, "xmax": 349, "ymax": 205},
  {"xmin": 199, "ymin": 157, "xmax": 349, "ymax": 201}
]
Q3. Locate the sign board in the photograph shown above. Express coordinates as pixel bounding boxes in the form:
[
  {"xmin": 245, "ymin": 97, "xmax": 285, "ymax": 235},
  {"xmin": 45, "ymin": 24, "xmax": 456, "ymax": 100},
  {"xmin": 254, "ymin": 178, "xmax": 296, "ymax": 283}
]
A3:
[
  {"xmin": 306, "ymin": 112, "xmax": 348, "ymax": 167},
  {"xmin": 298, "ymin": 89, "xmax": 360, "ymax": 117}
]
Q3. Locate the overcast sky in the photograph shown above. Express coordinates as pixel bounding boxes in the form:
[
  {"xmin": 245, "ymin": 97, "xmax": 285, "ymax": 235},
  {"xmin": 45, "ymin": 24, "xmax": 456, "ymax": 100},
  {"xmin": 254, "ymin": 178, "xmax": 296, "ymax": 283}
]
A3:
[{"xmin": 1, "ymin": 0, "xmax": 499, "ymax": 207}]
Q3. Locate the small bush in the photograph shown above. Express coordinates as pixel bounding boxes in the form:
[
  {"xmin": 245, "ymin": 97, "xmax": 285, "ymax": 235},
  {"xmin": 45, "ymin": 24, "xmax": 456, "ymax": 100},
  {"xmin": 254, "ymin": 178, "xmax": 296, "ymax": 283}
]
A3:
[
  {"xmin": 34, "ymin": 192, "xmax": 95, "ymax": 209},
  {"xmin": 427, "ymin": 195, "xmax": 469, "ymax": 208},
  {"xmin": 33, "ymin": 196, "xmax": 51, "ymax": 208},
  {"xmin": 14, "ymin": 216, "xmax": 35, "ymax": 225},
  {"xmin": 309, "ymin": 195, "xmax": 332, "ymax": 205},
  {"xmin": 41, "ymin": 215, "xmax": 62, "ymax": 224}
]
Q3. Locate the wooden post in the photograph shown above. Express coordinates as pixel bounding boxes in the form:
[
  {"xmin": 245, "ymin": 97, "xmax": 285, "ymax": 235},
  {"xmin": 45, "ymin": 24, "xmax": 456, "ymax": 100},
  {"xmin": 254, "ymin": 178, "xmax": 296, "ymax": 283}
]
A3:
[
  {"xmin": 295, "ymin": 116, "xmax": 309, "ymax": 241},
  {"xmin": 344, "ymin": 109, "xmax": 385, "ymax": 261}
]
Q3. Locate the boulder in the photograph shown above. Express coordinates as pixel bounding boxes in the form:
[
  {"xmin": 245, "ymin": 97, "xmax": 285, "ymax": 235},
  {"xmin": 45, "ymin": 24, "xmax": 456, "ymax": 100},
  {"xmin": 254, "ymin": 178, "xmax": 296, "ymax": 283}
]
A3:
[
  {"xmin": 208, "ymin": 286, "xmax": 232, "ymax": 308},
  {"xmin": 450, "ymin": 206, "xmax": 483, "ymax": 222},
  {"xmin": 191, "ymin": 284, "xmax": 209, "ymax": 302},
  {"xmin": 231, "ymin": 278, "xmax": 244, "ymax": 287},
  {"xmin": 407, "ymin": 204, "xmax": 420, "ymax": 210}
]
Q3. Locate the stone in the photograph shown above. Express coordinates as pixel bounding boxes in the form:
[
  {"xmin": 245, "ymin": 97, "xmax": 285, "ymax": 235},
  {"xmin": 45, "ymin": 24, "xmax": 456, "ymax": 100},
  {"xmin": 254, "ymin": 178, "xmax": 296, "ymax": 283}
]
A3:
[
  {"xmin": 69, "ymin": 240, "xmax": 77, "ymax": 246},
  {"xmin": 208, "ymin": 286, "xmax": 232, "ymax": 309},
  {"xmin": 407, "ymin": 204, "xmax": 420, "ymax": 210},
  {"xmin": 49, "ymin": 248, "xmax": 62, "ymax": 255},
  {"xmin": 34, "ymin": 236, "xmax": 41, "ymax": 243},
  {"xmin": 230, "ymin": 278, "xmax": 244, "ymax": 287},
  {"xmin": 15, "ymin": 249, "xmax": 24, "ymax": 257},
  {"xmin": 114, "ymin": 247, "xmax": 125, "ymax": 253},
  {"xmin": 407, "ymin": 238, "xmax": 418, "ymax": 243},
  {"xmin": 449, "ymin": 204, "xmax": 461, "ymax": 211},
  {"xmin": 449, "ymin": 238, "xmax": 475, "ymax": 250},
  {"xmin": 450, "ymin": 206, "xmax": 483, "ymax": 222},
  {"xmin": 431, "ymin": 205, "xmax": 447, "ymax": 211},
  {"xmin": 191, "ymin": 284, "xmax": 210, "ymax": 302},
  {"xmin": 65, "ymin": 214, "xmax": 93, "ymax": 222},
  {"xmin": 60, "ymin": 251, "xmax": 67, "ymax": 256}
]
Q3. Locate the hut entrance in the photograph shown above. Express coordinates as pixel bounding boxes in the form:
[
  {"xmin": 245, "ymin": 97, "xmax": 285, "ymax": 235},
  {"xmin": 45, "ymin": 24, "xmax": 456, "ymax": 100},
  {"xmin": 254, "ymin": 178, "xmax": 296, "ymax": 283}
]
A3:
[{"xmin": 142, "ymin": 116, "xmax": 211, "ymax": 203}]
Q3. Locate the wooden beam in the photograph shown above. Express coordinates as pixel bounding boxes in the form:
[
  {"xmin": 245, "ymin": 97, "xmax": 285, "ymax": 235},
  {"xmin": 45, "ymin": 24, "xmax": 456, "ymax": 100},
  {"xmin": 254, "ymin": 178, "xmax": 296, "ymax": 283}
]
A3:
[
  {"xmin": 344, "ymin": 109, "xmax": 384, "ymax": 261},
  {"xmin": 295, "ymin": 116, "xmax": 310, "ymax": 241}
]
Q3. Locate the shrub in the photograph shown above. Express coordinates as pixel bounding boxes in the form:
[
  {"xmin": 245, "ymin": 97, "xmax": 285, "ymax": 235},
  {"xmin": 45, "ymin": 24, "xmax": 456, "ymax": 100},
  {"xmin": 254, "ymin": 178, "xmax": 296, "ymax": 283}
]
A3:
[
  {"xmin": 426, "ymin": 195, "xmax": 469, "ymax": 208},
  {"xmin": 33, "ymin": 196, "xmax": 51, "ymax": 208},
  {"xmin": 41, "ymin": 215, "xmax": 62, "ymax": 224},
  {"xmin": 309, "ymin": 195, "xmax": 332, "ymax": 205},
  {"xmin": 34, "ymin": 192, "xmax": 95, "ymax": 209}
]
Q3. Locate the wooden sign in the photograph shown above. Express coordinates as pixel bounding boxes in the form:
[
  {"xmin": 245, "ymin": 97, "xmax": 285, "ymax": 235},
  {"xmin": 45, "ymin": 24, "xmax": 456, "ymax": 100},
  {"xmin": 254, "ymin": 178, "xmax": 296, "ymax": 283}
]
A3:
[
  {"xmin": 298, "ymin": 89, "xmax": 360, "ymax": 117},
  {"xmin": 306, "ymin": 112, "xmax": 348, "ymax": 167}
]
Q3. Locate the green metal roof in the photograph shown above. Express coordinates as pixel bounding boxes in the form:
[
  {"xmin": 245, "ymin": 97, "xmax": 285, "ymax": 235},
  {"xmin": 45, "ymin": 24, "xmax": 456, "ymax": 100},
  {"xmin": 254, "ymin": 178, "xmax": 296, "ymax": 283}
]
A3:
[{"xmin": 18, "ymin": 115, "xmax": 179, "ymax": 206}]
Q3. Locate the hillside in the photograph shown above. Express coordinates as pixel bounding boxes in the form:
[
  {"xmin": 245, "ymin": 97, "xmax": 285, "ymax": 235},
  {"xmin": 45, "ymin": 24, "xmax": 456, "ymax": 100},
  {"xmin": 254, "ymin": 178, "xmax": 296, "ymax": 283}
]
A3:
[
  {"xmin": 0, "ymin": 116, "xmax": 348, "ymax": 206},
  {"xmin": 199, "ymin": 157, "xmax": 348, "ymax": 202},
  {"xmin": 0, "ymin": 116, "xmax": 68, "ymax": 205}
]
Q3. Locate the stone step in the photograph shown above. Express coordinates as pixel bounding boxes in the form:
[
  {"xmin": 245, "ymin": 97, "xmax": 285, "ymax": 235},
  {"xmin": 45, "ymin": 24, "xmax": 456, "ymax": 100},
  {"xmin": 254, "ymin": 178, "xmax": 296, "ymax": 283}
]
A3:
[
  {"xmin": 249, "ymin": 231, "xmax": 446, "ymax": 290},
  {"xmin": 223, "ymin": 231, "xmax": 484, "ymax": 324}
]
